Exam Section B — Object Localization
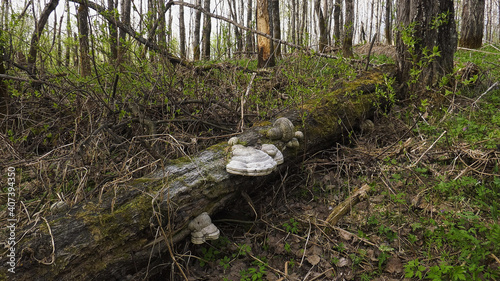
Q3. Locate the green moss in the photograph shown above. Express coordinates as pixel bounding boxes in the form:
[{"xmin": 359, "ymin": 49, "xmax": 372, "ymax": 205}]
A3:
[{"xmin": 302, "ymin": 68, "xmax": 387, "ymax": 139}]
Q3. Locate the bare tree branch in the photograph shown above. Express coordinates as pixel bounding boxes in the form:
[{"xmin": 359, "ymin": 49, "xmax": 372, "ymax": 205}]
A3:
[{"xmin": 69, "ymin": 0, "xmax": 185, "ymax": 66}]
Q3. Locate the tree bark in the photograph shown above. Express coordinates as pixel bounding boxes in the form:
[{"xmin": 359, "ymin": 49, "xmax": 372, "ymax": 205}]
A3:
[
  {"xmin": 245, "ymin": 0, "xmax": 254, "ymax": 55},
  {"xmin": 118, "ymin": 0, "xmax": 131, "ymax": 66},
  {"xmin": 77, "ymin": 2, "xmax": 91, "ymax": 77},
  {"xmin": 459, "ymin": 0, "xmax": 485, "ymax": 49},
  {"xmin": 108, "ymin": 0, "xmax": 118, "ymax": 62},
  {"xmin": 315, "ymin": 0, "xmax": 328, "ymax": 52},
  {"xmin": 333, "ymin": 0, "xmax": 341, "ymax": 46},
  {"xmin": 256, "ymin": 0, "xmax": 274, "ymax": 67},
  {"xmin": 396, "ymin": 0, "xmax": 457, "ymax": 96},
  {"xmin": 201, "ymin": 0, "xmax": 211, "ymax": 60},
  {"xmin": 65, "ymin": 0, "xmax": 71, "ymax": 67},
  {"xmin": 343, "ymin": 0, "xmax": 354, "ymax": 58},
  {"xmin": 193, "ymin": 0, "xmax": 202, "ymax": 60},
  {"xmin": 9, "ymin": 64, "xmax": 397, "ymax": 281},
  {"xmin": 179, "ymin": 0, "xmax": 186, "ymax": 58},
  {"xmin": 291, "ymin": 0, "xmax": 296, "ymax": 45},
  {"xmin": 385, "ymin": 0, "xmax": 392, "ymax": 45},
  {"xmin": 299, "ymin": 0, "xmax": 307, "ymax": 46},
  {"xmin": 271, "ymin": 0, "xmax": 281, "ymax": 57}
]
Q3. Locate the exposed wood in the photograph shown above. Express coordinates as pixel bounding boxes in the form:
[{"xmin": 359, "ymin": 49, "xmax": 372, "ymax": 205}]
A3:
[
  {"xmin": 256, "ymin": 0, "xmax": 274, "ymax": 67},
  {"xmin": 326, "ymin": 184, "xmax": 371, "ymax": 226},
  {"xmin": 9, "ymin": 64, "xmax": 397, "ymax": 280}
]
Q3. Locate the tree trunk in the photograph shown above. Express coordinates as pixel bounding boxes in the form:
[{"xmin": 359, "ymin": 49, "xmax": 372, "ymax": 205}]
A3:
[
  {"xmin": 271, "ymin": 0, "xmax": 281, "ymax": 57},
  {"xmin": 291, "ymin": 0, "xmax": 296, "ymax": 45},
  {"xmin": 57, "ymin": 13, "xmax": 63, "ymax": 66},
  {"xmin": 147, "ymin": 0, "xmax": 157, "ymax": 62},
  {"xmin": 369, "ymin": 0, "xmax": 374, "ymax": 42},
  {"xmin": 118, "ymin": 0, "xmax": 131, "ymax": 66},
  {"xmin": 245, "ymin": 0, "xmax": 254, "ymax": 55},
  {"xmin": 77, "ymin": 3, "xmax": 91, "ymax": 77},
  {"xmin": 193, "ymin": 0, "xmax": 202, "ymax": 60},
  {"xmin": 8, "ymin": 64, "xmax": 397, "ymax": 281},
  {"xmin": 228, "ymin": 0, "xmax": 243, "ymax": 57},
  {"xmin": 385, "ymin": 0, "xmax": 392, "ymax": 45},
  {"xmin": 333, "ymin": 0, "xmax": 341, "ymax": 45},
  {"xmin": 396, "ymin": 0, "xmax": 457, "ymax": 96},
  {"xmin": 201, "ymin": 0, "xmax": 211, "ymax": 60},
  {"xmin": 65, "ymin": 0, "xmax": 71, "ymax": 67},
  {"xmin": 158, "ymin": 0, "xmax": 167, "ymax": 48},
  {"xmin": 108, "ymin": 0, "xmax": 118, "ymax": 62},
  {"xmin": 459, "ymin": 0, "xmax": 485, "ymax": 49},
  {"xmin": 299, "ymin": 0, "xmax": 307, "ymax": 46},
  {"xmin": 27, "ymin": 0, "xmax": 59, "ymax": 79},
  {"xmin": 343, "ymin": 0, "xmax": 354, "ymax": 58},
  {"xmin": 256, "ymin": 0, "xmax": 274, "ymax": 67},
  {"xmin": 315, "ymin": 0, "xmax": 328, "ymax": 52},
  {"xmin": 179, "ymin": 0, "xmax": 186, "ymax": 58}
]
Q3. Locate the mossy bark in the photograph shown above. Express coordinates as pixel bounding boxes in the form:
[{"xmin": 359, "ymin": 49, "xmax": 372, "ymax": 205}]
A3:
[{"xmin": 8, "ymin": 65, "xmax": 396, "ymax": 280}]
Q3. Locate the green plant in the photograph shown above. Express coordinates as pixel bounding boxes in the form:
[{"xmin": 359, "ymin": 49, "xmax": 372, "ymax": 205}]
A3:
[
  {"xmin": 283, "ymin": 218, "xmax": 299, "ymax": 234},
  {"xmin": 240, "ymin": 259, "xmax": 268, "ymax": 281},
  {"xmin": 404, "ymin": 259, "xmax": 426, "ymax": 279},
  {"xmin": 373, "ymin": 74, "xmax": 397, "ymax": 114},
  {"xmin": 199, "ymin": 247, "xmax": 220, "ymax": 267},
  {"xmin": 378, "ymin": 245, "xmax": 394, "ymax": 271},
  {"xmin": 237, "ymin": 243, "xmax": 252, "ymax": 257},
  {"xmin": 335, "ymin": 242, "xmax": 346, "ymax": 253},
  {"xmin": 219, "ymin": 255, "xmax": 231, "ymax": 271},
  {"xmin": 284, "ymin": 242, "xmax": 291, "ymax": 253},
  {"xmin": 378, "ymin": 225, "xmax": 398, "ymax": 241}
]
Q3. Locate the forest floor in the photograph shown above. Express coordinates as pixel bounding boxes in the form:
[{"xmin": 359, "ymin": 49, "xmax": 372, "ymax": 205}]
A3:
[
  {"xmin": 1, "ymin": 44, "xmax": 500, "ymax": 280},
  {"xmin": 170, "ymin": 46, "xmax": 500, "ymax": 281}
]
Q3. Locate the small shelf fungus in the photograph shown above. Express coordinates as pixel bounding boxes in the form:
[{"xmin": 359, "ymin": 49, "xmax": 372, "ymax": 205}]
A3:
[
  {"xmin": 226, "ymin": 145, "xmax": 277, "ymax": 176},
  {"xmin": 266, "ymin": 117, "xmax": 304, "ymax": 148},
  {"xmin": 261, "ymin": 143, "xmax": 284, "ymax": 164},
  {"xmin": 188, "ymin": 212, "xmax": 220, "ymax": 244}
]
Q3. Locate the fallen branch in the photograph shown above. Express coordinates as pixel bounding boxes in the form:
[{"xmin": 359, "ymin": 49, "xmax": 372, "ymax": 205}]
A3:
[{"xmin": 325, "ymin": 184, "xmax": 371, "ymax": 226}]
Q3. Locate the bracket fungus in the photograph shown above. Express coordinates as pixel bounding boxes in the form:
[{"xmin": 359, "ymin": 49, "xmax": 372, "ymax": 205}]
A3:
[
  {"xmin": 266, "ymin": 117, "xmax": 295, "ymax": 142},
  {"xmin": 266, "ymin": 117, "xmax": 304, "ymax": 148},
  {"xmin": 261, "ymin": 143, "xmax": 284, "ymax": 164},
  {"xmin": 188, "ymin": 212, "xmax": 220, "ymax": 244},
  {"xmin": 226, "ymin": 145, "xmax": 277, "ymax": 176},
  {"xmin": 227, "ymin": 136, "xmax": 239, "ymax": 146}
]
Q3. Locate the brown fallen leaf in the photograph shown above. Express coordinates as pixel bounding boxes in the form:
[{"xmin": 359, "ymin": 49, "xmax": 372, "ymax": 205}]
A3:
[
  {"xmin": 306, "ymin": 254, "xmax": 321, "ymax": 266},
  {"xmin": 385, "ymin": 256, "xmax": 403, "ymax": 274}
]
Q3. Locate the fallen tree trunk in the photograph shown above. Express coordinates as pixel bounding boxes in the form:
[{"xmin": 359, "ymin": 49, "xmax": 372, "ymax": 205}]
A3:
[{"xmin": 8, "ymin": 64, "xmax": 397, "ymax": 280}]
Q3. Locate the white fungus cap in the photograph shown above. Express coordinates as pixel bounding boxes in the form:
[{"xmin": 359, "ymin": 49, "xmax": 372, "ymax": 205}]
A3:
[{"xmin": 226, "ymin": 145, "xmax": 277, "ymax": 176}]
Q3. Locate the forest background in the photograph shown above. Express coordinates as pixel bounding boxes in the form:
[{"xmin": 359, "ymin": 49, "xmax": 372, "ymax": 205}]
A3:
[{"xmin": 1, "ymin": 0, "xmax": 500, "ymax": 280}]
